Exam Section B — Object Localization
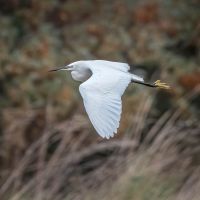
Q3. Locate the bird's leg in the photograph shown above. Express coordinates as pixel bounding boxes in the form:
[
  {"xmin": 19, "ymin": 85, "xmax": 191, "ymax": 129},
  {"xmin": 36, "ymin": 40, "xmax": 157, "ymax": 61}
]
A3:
[{"xmin": 132, "ymin": 80, "xmax": 170, "ymax": 90}]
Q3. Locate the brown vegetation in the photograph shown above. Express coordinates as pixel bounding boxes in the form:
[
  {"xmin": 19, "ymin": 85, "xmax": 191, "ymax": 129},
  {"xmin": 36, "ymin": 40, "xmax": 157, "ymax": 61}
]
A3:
[{"xmin": 0, "ymin": 0, "xmax": 199, "ymax": 199}]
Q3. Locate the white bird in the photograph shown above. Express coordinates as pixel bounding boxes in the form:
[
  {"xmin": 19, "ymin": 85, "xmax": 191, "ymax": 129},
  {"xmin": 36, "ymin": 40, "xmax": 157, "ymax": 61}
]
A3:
[{"xmin": 50, "ymin": 60, "xmax": 170, "ymax": 139}]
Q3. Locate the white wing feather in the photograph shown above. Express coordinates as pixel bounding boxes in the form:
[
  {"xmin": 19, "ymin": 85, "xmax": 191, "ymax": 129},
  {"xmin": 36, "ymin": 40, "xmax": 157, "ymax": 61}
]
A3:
[
  {"xmin": 92, "ymin": 60, "xmax": 143, "ymax": 82},
  {"xmin": 79, "ymin": 64, "xmax": 132, "ymax": 138},
  {"xmin": 92, "ymin": 60, "xmax": 130, "ymax": 72}
]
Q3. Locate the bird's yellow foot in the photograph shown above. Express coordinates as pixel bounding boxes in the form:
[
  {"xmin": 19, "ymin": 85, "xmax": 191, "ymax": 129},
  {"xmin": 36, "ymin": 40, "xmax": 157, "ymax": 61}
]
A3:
[{"xmin": 154, "ymin": 80, "xmax": 170, "ymax": 90}]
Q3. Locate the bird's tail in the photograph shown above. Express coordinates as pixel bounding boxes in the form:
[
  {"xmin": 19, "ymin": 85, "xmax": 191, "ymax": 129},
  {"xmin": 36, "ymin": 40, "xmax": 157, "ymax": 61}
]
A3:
[
  {"xmin": 131, "ymin": 75, "xmax": 170, "ymax": 90},
  {"xmin": 131, "ymin": 74, "xmax": 144, "ymax": 83}
]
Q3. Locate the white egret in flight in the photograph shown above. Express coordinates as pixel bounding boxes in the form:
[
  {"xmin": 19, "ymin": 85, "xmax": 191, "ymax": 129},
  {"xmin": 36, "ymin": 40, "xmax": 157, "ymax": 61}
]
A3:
[{"xmin": 50, "ymin": 60, "xmax": 170, "ymax": 139}]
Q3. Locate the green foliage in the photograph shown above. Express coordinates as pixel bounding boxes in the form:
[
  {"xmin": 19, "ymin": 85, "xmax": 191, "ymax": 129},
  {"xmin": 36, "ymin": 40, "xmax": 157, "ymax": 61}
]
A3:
[{"xmin": 122, "ymin": 175, "xmax": 177, "ymax": 200}]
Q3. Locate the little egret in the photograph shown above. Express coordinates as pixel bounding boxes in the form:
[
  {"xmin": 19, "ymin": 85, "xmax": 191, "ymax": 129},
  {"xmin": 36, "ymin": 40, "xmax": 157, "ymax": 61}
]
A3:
[{"xmin": 50, "ymin": 60, "xmax": 170, "ymax": 139}]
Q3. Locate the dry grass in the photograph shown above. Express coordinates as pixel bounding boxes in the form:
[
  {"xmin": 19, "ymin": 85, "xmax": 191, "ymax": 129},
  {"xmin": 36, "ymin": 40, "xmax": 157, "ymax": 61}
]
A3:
[
  {"xmin": 0, "ymin": 0, "xmax": 200, "ymax": 199},
  {"xmin": 0, "ymin": 87, "xmax": 199, "ymax": 200}
]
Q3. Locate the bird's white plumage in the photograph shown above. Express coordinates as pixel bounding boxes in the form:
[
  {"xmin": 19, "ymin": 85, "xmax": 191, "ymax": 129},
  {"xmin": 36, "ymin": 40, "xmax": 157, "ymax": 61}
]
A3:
[
  {"xmin": 92, "ymin": 60, "xmax": 130, "ymax": 72},
  {"xmin": 79, "ymin": 62, "xmax": 132, "ymax": 138},
  {"xmin": 52, "ymin": 60, "xmax": 169, "ymax": 138},
  {"xmin": 54, "ymin": 60, "xmax": 144, "ymax": 139}
]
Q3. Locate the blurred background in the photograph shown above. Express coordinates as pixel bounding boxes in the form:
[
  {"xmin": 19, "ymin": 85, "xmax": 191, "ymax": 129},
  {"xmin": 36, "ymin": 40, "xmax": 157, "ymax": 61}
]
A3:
[{"xmin": 0, "ymin": 0, "xmax": 200, "ymax": 200}]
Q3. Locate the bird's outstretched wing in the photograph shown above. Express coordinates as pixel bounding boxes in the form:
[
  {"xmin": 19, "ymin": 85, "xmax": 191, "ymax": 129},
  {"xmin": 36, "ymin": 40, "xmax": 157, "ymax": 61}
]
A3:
[
  {"xmin": 79, "ymin": 66, "xmax": 132, "ymax": 139},
  {"xmin": 93, "ymin": 60, "xmax": 130, "ymax": 72}
]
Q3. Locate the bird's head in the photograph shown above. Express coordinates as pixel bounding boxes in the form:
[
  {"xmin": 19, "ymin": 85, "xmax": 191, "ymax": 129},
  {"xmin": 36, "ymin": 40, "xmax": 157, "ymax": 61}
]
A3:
[{"xmin": 49, "ymin": 61, "xmax": 86, "ymax": 72}]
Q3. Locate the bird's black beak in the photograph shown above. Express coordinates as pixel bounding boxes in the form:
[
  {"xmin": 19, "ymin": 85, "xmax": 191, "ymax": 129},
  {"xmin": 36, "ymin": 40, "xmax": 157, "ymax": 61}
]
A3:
[{"xmin": 48, "ymin": 65, "xmax": 70, "ymax": 72}]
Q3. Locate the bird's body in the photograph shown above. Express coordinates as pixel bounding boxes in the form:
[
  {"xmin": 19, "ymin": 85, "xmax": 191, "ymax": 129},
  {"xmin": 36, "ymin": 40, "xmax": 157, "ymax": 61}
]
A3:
[
  {"xmin": 50, "ymin": 60, "xmax": 170, "ymax": 139},
  {"xmin": 69, "ymin": 60, "xmax": 142, "ymax": 82}
]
